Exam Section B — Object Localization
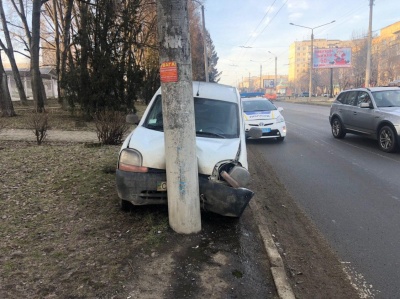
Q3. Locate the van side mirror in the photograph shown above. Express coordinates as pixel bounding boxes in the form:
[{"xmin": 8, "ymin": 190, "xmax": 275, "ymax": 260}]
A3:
[{"xmin": 126, "ymin": 113, "xmax": 139, "ymax": 125}]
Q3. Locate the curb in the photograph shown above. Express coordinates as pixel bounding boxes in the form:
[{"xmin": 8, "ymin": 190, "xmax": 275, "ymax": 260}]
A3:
[{"xmin": 249, "ymin": 199, "xmax": 296, "ymax": 299}]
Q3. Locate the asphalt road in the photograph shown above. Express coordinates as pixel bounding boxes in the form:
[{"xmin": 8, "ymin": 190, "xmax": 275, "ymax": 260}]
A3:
[{"xmin": 248, "ymin": 101, "xmax": 400, "ymax": 299}]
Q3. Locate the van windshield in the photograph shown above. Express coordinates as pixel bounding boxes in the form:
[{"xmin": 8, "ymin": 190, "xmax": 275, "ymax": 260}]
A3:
[{"xmin": 143, "ymin": 95, "xmax": 240, "ymax": 139}]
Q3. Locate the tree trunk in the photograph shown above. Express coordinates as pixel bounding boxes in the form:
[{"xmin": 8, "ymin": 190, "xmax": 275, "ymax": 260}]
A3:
[
  {"xmin": 0, "ymin": 0, "xmax": 28, "ymax": 105},
  {"xmin": 0, "ymin": 52, "xmax": 16, "ymax": 117},
  {"xmin": 59, "ymin": 0, "xmax": 74, "ymax": 109},
  {"xmin": 31, "ymin": 0, "xmax": 45, "ymax": 112}
]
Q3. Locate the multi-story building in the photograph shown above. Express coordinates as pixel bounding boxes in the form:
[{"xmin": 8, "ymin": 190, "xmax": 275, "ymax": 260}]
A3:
[{"xmin": 373, "ymin": 21, "xmax": 400, "ymax": 84}]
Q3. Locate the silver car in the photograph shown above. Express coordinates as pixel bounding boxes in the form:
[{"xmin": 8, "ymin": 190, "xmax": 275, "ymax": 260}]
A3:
[{"xmin": 329, "ymin": 87, "xmax": 400, "ymax": 153}]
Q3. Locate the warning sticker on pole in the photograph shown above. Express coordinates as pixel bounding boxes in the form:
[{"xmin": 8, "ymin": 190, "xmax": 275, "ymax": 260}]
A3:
[{"xmin": 160, "ymin": 61, "xmax": 178, "ymax": 83}]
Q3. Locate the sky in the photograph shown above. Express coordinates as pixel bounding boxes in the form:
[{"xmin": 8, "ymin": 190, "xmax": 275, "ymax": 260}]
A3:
[{"xmin": 202, "ymin": 0, "xmax": 400, "ymax": 86}]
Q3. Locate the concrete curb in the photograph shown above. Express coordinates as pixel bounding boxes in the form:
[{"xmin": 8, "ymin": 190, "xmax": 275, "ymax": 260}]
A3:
[{"xmin": 249, "ymin": 199, "xmax": 296, "ymax": 299}]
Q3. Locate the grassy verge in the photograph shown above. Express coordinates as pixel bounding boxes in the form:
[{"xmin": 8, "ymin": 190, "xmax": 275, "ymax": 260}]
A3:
[
  {"xmin": 0, "ymin": 101, "xmax": 165, "ymax": 298},
  {"xmin": 0, "ymin": 141, "xmax": 170, "ymax": 298}
]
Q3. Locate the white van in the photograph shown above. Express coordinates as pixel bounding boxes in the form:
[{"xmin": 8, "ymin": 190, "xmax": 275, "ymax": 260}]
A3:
[{"xmin": 116, "ymin": 81, "xmax": 256, "ymax": 217}]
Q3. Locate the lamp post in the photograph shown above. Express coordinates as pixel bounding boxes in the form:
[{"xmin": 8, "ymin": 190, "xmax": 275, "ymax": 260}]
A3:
[
  {"xmin": 250, "ymin": 59, "xmax": 270, "ymax": 90},
  {"xmin": 268, "ymin": 51, "xmax": 277, "ymax": 92},
  {"xmin": 290, "ymin": 20, "xmax": 335, "ymax": 100}
]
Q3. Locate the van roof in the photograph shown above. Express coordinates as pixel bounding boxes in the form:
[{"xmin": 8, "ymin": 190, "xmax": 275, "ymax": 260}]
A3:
[{"xmin": 157, "ymin": 81, "xmax": 240, "ymax": 103}]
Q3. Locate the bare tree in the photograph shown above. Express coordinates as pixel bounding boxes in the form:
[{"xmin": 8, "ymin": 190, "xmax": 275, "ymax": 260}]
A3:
[
  {"xmin": 0, "ymin": 51, "xmax": 16, "ymax": 117},
  {"xmin": 31, "ymin": 0, "xmax": 49, "ymax": 112},
  {"xmin": 0, "ymin": 0, "xmax": 28, "ymax": 105},
  {"xmin": 9, "ymin": 0, "xmax": 48, "ymax": 112}
]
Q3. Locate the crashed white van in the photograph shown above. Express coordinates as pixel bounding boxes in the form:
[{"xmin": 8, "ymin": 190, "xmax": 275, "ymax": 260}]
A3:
[{"xmin": 116, "ymin": 81, "xmax": 255, "ymax": 217}]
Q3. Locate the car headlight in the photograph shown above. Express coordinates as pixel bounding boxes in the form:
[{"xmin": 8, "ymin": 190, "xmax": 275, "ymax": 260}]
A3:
[
  {"xmin": 276, "ymin": 115, "xmax": 285, "ymax": 123},
  {"xmin": 118, "ymin": 149, "xmax": 148, "ymax": 172}
]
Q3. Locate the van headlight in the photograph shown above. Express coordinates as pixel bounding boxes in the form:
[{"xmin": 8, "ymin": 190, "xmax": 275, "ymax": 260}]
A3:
[
  {"xmin": 118, "ymin": 149, "xmax": 148, "ymax": 173},
  {"xmin": 276, "ymin": 115, "xmax": 285, "ymax": 123}
]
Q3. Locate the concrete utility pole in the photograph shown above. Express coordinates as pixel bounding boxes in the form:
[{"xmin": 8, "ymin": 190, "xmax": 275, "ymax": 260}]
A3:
[
  {"xmin": 365, "ymin": 0, "xmax": 374, "ymax": 88},
  {"xmin": 201, "ymin": 5, "xmax": 209, "ymax": 82},
  {"xmin": 156, "ymin": 0, "xmax": 201, "ymax": 234}
]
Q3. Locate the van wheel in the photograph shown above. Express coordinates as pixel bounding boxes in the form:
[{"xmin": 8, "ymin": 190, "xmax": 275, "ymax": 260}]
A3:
[
  {"xmin": 277, "ymin": 137, "xmax": 285, "ymax": 142},
  {"xmin": 331, "ymin": 118, "xmax": 346, "ymax": 139},
  {"xmin": 378, "ymin": 125, "xmax": 397, "ymax": 153},
  {"xmin": 120, "ymin": 199, "xmax": 132, "ymax": 211}
]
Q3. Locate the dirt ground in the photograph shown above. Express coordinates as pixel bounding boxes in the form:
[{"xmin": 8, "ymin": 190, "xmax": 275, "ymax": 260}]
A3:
[{"xmin": 0, "ymin": 131, "xmax": 364, "ymax": 298}]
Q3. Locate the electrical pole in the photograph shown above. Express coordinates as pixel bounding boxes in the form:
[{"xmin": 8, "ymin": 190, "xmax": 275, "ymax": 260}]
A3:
[
  {"xmin": 156, "ymin": 0, "xmax": 201, "ymax": 234},
  {"xmin": 201, "ymin": 5, "xmax": 209, "ymax": 82},
  {"xmin": 365, "ymin": 0, "xmax": 374, "ymax": 87}
]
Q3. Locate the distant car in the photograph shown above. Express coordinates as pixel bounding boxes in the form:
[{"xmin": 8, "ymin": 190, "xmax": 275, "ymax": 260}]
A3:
[
  {"xmin": 241, "ymin": 97, "xmax": 286, "ymax": 141},
  {"xmin": 329, "ymin": 86, "xmax": 400, "ymax": 152},
  {"xmin": 300, "ymin": 92, "xmax": 309, "ymax": 97},
  {"xmin": 265, "ymin": 93, "xmax": 277, "ymax": 101}
]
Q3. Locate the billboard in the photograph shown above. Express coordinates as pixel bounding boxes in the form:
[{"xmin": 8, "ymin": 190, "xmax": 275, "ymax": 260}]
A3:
[
  {"xmin": 263, "ymin": 79, "xmax": 275, "ymax": 88},
  {"xmin": 313, "ymin": 47, "xmax": 352, "ymax": 69}
]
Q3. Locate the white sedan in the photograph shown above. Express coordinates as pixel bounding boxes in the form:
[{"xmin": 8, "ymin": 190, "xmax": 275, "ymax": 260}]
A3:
[{"xmin": 242, "ymin": 97, "xmax": 286, "ymax": 141}]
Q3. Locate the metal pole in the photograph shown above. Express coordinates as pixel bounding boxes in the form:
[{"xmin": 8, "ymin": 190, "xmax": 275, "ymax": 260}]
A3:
[
  {"xmin": 309, "ymin": 29, "xmax": 313, "ymax": 101},
  {"xmin": 201, "ymin": 5, "xmax": 209, "ymax": 82},
  {"xmin": 260, "ymin": 64, "xmax": 262, "ymax": 89},
  {"xmin": 330, "ymin": 68, "xmax": 333, "ymax": 98},
  {"xmin": 274, "ymin": 56, "xmax": 277, "ymax": 93}
]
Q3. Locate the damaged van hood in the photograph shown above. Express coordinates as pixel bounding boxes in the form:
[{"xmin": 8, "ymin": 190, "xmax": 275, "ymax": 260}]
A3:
[{"xmin": 126, "ymin": 127, "xmax": 241, "ymax": 175}]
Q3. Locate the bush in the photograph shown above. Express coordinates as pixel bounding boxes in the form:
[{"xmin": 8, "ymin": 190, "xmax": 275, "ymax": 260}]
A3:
[
  {"xmin": 93, "ymin": 110, "xmax": 129, "ymax": 145},
  {"xmin": 27, "ymin": 112, "xmax": 49, "ymax": 145}
]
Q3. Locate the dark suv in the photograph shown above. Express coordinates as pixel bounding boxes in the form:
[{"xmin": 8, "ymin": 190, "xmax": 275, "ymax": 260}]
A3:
[{"xmin": 329, "ymin": 87, "xmax": 400, "ymax": 153}]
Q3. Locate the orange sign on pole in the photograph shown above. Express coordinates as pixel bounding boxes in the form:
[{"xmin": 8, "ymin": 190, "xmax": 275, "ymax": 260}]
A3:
[{"xmin": 160, "ymin": 61, "xmax": 178, "ymax": 83}]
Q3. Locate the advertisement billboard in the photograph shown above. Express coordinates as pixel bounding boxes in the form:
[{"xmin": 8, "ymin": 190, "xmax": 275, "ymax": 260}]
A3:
[
  {"xmin": 313, "ymin": 47, "xmax": 352, "ymax": 69},
  {"xmin": 263, "ymin": 79, "xmax": 275, "ymax": 88}
]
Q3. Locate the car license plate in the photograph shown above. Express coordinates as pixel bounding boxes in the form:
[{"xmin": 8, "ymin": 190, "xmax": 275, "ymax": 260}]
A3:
[
  {"xmin": 157, "ymin": 181, "xmax": 167, "ymax": 191},
  {"xmin": 262, "ymin": 128, "xmax": 271, "ymax": 133}
]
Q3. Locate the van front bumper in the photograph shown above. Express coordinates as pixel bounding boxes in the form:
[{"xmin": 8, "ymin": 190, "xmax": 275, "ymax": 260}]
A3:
[{"xmin": 116, "ymin": 169, "xmax": 254, "ymax": 217}]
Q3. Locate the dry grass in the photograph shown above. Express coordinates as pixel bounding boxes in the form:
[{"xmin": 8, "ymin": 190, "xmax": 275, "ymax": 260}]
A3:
[
  {"xmin": 0, "ymin": 141, "xmax": 170, "ymax": 298},
  {"xmin": 3, "ymin": 99, "xmax": 147, "ymax": 131},
  {"xmin": 0, "ymin": 101, "xmax": 169, "ymax": 298}
]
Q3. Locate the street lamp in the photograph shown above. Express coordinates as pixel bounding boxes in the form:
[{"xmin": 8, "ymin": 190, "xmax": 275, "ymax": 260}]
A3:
[
  {"xmin": 268, "ymin": 51, "xmax": 277, "ymax": 92},
  {"xmin": 290, "ymin": 20, "xmax": 335, "ymax": 100}
]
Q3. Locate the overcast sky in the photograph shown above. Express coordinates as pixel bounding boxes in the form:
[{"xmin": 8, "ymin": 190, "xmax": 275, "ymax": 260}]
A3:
[{"xmin": 203, "ymin": 0, "xmax": 399, "ymax": 86}]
